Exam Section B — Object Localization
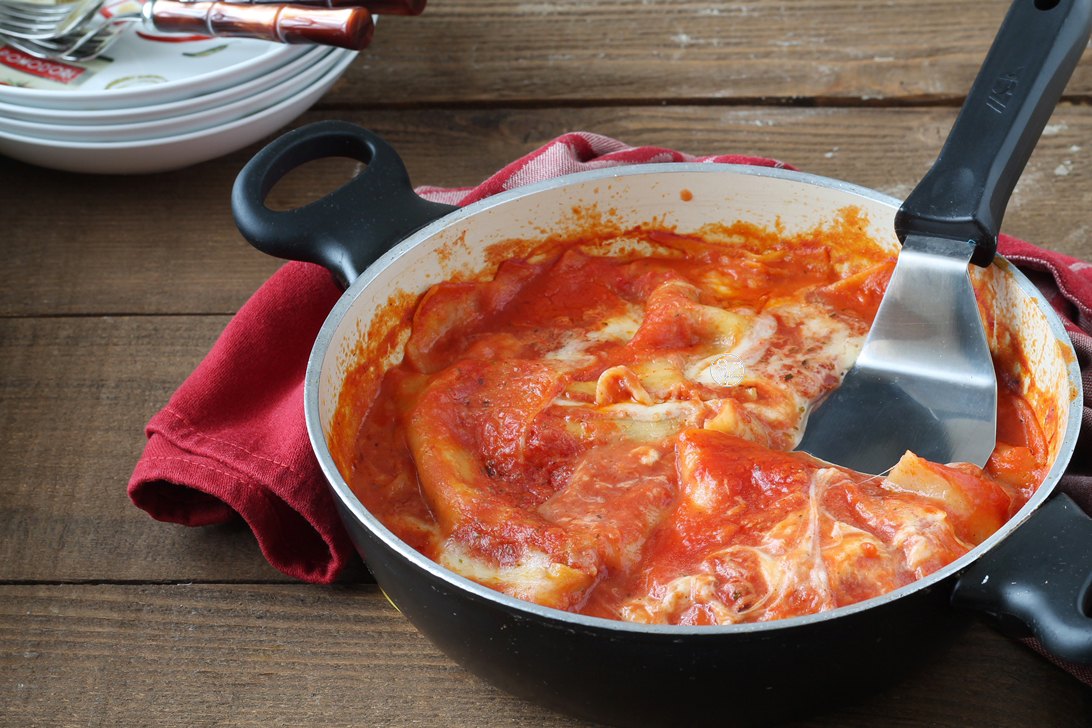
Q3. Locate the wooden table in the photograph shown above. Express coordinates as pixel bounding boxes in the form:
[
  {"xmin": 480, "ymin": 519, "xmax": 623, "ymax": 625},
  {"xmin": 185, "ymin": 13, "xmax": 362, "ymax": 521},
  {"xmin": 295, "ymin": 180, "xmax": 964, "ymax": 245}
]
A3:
[{"xmin": 4, "ymin": 0, "xmax": 1092, "ymax": 725}]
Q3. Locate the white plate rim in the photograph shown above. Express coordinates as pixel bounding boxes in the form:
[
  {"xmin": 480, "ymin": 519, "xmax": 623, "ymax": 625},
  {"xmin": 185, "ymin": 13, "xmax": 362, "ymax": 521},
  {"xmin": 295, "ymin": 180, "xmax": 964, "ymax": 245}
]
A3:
[
  {"xmin": 0, "ymin": 48, "xmax": 346, "ymax": 141},
  {"xmin": 0, "ymin": 49, "xmax": 357, "ymax": 174},
  {"xmin": 0, "ymin": 34, "xmax": 310, "ymax": 110},
  {"xmin": 0, "ymin": 45, "xmax": 333, "ymax": 125}
]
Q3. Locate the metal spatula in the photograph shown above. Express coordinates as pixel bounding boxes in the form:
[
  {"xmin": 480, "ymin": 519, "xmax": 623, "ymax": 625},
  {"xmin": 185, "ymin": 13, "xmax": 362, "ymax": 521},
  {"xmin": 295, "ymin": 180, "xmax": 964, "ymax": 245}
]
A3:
[{"xmin": 795, "ymin": 0, "xmax": 1092, "ymax": 475}]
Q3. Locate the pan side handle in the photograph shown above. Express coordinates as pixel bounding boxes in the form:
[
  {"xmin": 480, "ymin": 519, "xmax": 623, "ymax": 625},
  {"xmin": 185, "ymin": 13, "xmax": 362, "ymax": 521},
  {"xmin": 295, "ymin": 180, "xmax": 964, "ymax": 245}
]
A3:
[
  {"xmin": 951, "ymin": 493, "xmax": 1092, "ymax": 665},
  {"xmin": 232, "ymin": 120, "xmax": 458, "ymax": 288}
]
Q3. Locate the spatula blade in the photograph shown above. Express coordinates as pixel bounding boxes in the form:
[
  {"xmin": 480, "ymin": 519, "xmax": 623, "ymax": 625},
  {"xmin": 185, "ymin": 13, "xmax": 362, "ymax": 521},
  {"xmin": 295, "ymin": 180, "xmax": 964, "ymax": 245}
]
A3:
[{"xmin": 794, "ymin": 235, "xmax": 997, "ymax": 475}]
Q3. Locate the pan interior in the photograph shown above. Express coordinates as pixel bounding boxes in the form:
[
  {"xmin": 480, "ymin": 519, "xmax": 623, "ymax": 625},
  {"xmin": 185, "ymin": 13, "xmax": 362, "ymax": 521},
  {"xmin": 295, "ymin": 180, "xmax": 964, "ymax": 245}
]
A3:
[{"xmin": 307, "ymin": 163, "xmax": 1081, "ymax": 630}]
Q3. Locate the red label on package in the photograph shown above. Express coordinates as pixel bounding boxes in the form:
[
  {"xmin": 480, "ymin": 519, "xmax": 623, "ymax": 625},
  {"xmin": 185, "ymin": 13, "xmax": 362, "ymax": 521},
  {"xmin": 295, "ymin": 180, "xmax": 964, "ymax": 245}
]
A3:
[{"xmin": 0, "ymin": 46, "xmax": 86, "ymax": 85}]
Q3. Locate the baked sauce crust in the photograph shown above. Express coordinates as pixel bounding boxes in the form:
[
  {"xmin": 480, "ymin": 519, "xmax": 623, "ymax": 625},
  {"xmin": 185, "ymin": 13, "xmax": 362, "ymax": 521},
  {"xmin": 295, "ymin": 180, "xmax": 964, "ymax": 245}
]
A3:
[{"xmin": 340, "ymin": 225, "xmax": 1046, "ymax": 625}]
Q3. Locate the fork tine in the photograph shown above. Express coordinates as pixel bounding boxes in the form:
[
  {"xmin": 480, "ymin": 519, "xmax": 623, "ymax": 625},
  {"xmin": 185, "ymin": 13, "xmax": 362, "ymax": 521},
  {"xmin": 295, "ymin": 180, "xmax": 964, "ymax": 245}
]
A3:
[
  {"xmin": 0, "ymin": 2, "xmax": 78, "ymax": 18},
  {"xmin": 0, "ymin": 3, "xmax": 77, "ymax": 13},
  {"xmin": 0, "ymin": 31, "xmax": 65, "ymax": 59},
  {"xmin": 56, "ymin": 21, "xmax": 123, "ymax": 62},
  {"xmin": 0, "ymin": 0, "xmax": 104, "ymax": 40},
  {"xmin": 0, "ymin": 19, "xmax": 122, "ymax": 63},
  {"xmin": 0, "ymin": 7, "xmax": 78, "ymax": 22},
  {"xmin": 0, "ymin": 22, "xmax": 78, "ymax": 40},
  {"xmin": 0, "ymin": 6, "xmax": 76, "ymax": 34}
]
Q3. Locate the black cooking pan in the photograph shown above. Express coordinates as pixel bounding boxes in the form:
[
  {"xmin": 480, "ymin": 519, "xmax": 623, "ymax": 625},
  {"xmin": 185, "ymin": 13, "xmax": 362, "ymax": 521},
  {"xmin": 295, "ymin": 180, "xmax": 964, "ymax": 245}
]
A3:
[{"xmin": 231, "ymin": 0, "xmax": 1092, "ymax": 724}]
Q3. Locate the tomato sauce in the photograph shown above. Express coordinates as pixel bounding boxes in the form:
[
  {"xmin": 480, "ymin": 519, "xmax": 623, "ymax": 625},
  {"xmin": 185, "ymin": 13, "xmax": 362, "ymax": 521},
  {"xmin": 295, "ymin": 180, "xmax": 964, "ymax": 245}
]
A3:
[{"xmin": 341, "ymin": 225, "xmax": 1045, "ymax": 624}]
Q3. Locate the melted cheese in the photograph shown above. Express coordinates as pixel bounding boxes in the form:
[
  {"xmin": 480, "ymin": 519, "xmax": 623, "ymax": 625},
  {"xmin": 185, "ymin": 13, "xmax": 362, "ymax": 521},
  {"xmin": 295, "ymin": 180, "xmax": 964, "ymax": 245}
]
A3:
[
  {"xmin": 439, "ymin": 539, "xmax": 595, "ymax": 609},
  {"xmin": 348, "ymin": 233, "xmax": 1041, "ymax": 625},
  {"xmin": 544, "ymin": 303, "xmax": 645, "ymax": 363}
]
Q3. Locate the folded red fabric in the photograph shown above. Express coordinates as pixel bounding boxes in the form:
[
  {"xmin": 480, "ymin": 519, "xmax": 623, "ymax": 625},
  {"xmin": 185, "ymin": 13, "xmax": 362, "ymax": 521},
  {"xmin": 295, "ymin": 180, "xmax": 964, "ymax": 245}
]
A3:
[
  {"xmin": 129, "ymin": 261, "xmax": 348, "ymax": 583},
  {"xmin": 129, "ymin": 132, "xmax": 1092, "ymax": 674},
  {"xmin": 128, "ymin": 132, "xmax": 793, "ymax": 583}
]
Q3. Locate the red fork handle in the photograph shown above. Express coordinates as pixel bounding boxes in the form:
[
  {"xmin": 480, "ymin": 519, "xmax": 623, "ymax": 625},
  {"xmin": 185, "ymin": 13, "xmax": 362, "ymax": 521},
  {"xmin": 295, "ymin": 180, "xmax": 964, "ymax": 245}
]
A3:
[
  {"xmin": 191, "ymin": 0, "xmax": 426, "ymax": 14},
  {"xmin": 147, "ymin": 1, "xmax": 376, "ymax": 49}
]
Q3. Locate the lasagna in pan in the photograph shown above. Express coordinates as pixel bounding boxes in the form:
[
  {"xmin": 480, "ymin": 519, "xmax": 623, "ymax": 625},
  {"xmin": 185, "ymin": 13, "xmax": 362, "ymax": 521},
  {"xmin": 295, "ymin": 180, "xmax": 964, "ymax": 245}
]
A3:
[{"xmin": 338, "ymin": 212, "xmax": 1046, "ymax": 625}]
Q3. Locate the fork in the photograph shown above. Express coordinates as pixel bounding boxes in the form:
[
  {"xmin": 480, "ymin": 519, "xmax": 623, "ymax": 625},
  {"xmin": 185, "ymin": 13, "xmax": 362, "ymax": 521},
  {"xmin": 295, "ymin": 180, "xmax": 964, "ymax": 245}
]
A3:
[
  {"xmin": 0, "ymin": 0, "xmax": 375, "ymax": 62},
  {"xmin": 183, "ymin": 0, "xmax": 426, "ymax": 13},
  {"xmin": 0, "ymin": 20, "xmax": 124, "ymax": 62},
  {"xmin": 0, "ymin": 0, "xmax": 413, "ymax": 42},
  {"xmin": 0, "ymin": 0, "xmax": 104, "ymax": 40},
  {"xmin": 176, "ymin": 0, "xmax": 425, "ymax": 13}
]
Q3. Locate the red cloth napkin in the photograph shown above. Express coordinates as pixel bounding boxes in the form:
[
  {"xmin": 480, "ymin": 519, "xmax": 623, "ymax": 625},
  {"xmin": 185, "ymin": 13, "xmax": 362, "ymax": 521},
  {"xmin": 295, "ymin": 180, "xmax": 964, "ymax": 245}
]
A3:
[
  {"xmin": 129, "ymin": 131, "xmax": 1092, "ymax": 673},
  {"xmin": 128, "ymin": 262, "xmax": 346, "ymax": 583},
  {"xmin": 127, "ymin": 133, "xmax": 791, "ymax": 582}
]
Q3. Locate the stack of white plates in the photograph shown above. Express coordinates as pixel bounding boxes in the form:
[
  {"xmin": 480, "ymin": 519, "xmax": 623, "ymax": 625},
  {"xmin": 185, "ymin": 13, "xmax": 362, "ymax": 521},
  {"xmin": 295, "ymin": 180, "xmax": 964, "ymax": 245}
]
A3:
[{"xmin": 0, "ymin": 23, "xmax": 357, "ymax": 174}]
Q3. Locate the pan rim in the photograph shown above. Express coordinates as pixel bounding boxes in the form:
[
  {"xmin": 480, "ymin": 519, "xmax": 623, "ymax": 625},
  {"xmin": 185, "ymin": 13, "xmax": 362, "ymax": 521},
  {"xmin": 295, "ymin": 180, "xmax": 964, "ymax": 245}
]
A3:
[{"xmin": 305, "ymin": 162, "xmax": 1083, "ymax": 636}]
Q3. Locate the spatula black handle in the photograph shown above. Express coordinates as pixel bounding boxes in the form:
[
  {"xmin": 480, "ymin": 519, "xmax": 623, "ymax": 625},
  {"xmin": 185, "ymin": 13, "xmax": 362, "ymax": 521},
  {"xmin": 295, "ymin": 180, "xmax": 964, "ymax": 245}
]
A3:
[{"xmin": 893, "ymin": 0, "xmax": 1092, "ymax": 267}]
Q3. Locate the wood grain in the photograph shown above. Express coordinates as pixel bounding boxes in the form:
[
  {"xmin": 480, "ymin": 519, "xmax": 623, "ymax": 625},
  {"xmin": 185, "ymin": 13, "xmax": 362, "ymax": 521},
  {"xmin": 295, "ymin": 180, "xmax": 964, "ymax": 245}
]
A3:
[
  {"xmin": 0, "ymin": 312, "xmax": 374, "ymax": 583},
  {"xmin": 4, "ymin": 0, "xmax": 1092, "ymax": 724},
  {"xmin": 1, "ymin": 585, "xmax": 1089, "ymax": 728},
  {"xmin": 4, "ymin": 105, "xmax": 1091, "ymax": 318},
  {"xmin": 328, "ymin": 0, "xmax": 1092, "ymax": 105},
  {"xmin": 0, "ymin": 315, "xmax": 282, "ymax": 582}
]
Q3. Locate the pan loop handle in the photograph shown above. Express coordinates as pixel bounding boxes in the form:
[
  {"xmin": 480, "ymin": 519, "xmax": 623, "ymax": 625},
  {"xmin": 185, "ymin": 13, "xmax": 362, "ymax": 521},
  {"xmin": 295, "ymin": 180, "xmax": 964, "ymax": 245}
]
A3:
[
  {"xmin": 951, "ymin": 493, "xmax": 1092, "ymax": 665},
  {"xmin": 231, "ymin": 120, "xmax": 458, "ymax": 288}
]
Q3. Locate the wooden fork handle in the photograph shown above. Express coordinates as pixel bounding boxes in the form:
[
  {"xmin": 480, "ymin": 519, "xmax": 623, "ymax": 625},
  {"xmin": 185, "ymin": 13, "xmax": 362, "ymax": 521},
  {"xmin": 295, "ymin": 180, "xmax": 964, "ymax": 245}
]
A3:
[
  {"xmin": 147, "ymin": 1, "xmax": 375, "ymax": 49},
  {"xmin": 179, "ymin": 0, "xmax": 426, "ymax": 14}
]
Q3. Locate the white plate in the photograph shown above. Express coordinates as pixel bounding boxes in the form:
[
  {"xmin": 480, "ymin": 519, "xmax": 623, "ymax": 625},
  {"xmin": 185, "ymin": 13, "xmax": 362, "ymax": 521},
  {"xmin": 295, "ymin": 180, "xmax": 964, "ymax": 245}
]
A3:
[
  {"xmin": 0, "ymin": 45, "xmax": 331, "ymax": 125},
  {"xmin": 0, "ymin": 48, "xmax": 345, "ymax": 141},
  {"xmin": 0, "ymin": 50, "xmax": 356, "ymax": 173},
  {"xmin": 0, "ymin": 21, "xmax": 309, "ymax": 110}
]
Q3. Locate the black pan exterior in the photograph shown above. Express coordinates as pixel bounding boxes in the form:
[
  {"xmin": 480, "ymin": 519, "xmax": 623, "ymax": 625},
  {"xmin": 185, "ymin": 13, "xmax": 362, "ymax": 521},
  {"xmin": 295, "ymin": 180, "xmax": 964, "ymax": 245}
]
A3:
[
  {"xmin": 234, "ymin": 123, "xmax": 1085, "ymax": 725},
  {"xmin": 336, "ymin": 498, "xmax": 969, "ymax": 728}
]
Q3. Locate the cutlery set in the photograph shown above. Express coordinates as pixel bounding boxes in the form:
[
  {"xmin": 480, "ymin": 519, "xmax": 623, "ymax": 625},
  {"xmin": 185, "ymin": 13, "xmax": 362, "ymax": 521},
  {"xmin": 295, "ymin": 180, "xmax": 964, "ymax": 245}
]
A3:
[{"xmin": 0, "ymin": 0, "xmax": 423, "ymax": 62}]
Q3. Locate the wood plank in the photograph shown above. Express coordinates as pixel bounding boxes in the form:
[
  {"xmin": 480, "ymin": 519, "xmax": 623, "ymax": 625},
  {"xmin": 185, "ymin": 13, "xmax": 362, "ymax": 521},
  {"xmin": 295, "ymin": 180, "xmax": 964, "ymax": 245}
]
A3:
[
  {"xmin": 4, "ymin": 104, "xmax": 1092, "ymax": 318},
  {"xmin": 5, "ymin": 2, "xmax": 1091, "ymax": 725},
  {"xmin": 4, "ymin": 109, "xmax": 1091, "ymax": 583},
  {"xmin": 328, "ymin": 0, "xmax": 1092, "ymax": 105},
  {"xmin": 0, "ymin": 156, "xmax": 285, "ymax": 318},
  {"xmin": 0, "ymin": 314, "xmax": 369, "ymax": 583},
  {"xmin": 1, "ymin": 584, "xmax": 1088, "ymax": 727}
]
